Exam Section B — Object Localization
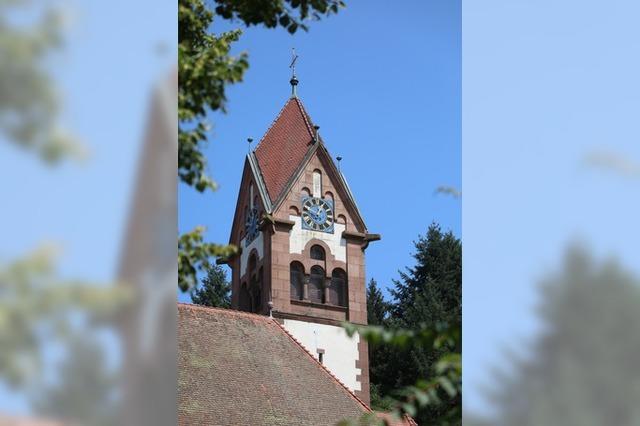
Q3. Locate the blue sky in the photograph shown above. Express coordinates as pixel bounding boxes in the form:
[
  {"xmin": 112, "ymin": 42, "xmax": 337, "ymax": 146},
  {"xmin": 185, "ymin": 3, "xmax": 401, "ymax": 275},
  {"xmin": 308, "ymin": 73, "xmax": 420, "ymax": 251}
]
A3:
[
  {"xmin": 464, "ymin": 0, "xmax": 640, "ymax": 417},
  {"xmin": 178, "ymin": 0, "xmax": 462, "ymax": 307},
  {"xmin": 0, "ymin": 0, "xmax": 175, "ymax": 414}
]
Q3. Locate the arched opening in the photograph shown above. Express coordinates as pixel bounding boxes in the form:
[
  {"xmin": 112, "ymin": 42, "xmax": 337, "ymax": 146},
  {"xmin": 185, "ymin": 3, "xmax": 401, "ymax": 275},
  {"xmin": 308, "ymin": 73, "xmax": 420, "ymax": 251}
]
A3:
[
  {"xmin": 248, "ymin": 253, "xmax": 257, "ymax": 276},
  {"xmin": 330, "ymin": 268, "xmax": 347, "ymax": 307},
  {"xmin": 309, "ymin": 265, "xmax": 325, "ymax": 304},
  {"xmin": 290, "ymin": 262, "xmax": 304, "ymax": 301},
  {"xmin": 239, "ymin": 282, "xmax": 250, "ymax": 312},
  {"xmin": 337, "ymin": 214, "xmax": 347, "ymax": 230},
  {"xmin": 250, "ymin": 267, "xmax": 263, "ymax": 313},
  {"xmin": 246, "ymin": 252, "xmax": 260, "ymax": 313},
  {"xmin": 310, "ymin": 244, "xmax": 326, "ymax": 261},
  {"xmin": 312, "ymin": 169, "xmax": 322, "ymax": 197},
  {"xmin": 301, "ymin": 187, "xmax": 311, "ymax": 199}
]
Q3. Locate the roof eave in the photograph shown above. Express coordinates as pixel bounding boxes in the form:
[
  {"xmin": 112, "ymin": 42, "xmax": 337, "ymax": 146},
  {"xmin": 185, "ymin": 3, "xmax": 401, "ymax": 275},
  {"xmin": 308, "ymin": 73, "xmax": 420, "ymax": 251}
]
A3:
[
  {"xmin": 317, "ymin": 143, "xmax": 369, "ymax": 232},
  {"xmin": 248, "ymin": 151, "xmax": 273, "ymax": 213}
]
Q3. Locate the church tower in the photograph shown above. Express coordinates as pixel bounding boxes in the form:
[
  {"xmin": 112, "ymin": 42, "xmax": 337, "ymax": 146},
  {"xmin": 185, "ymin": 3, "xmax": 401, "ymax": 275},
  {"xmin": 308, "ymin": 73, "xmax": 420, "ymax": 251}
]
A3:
[{"xmin": 223, "ymin": 71, "xmax": 380, "ymax": 404}]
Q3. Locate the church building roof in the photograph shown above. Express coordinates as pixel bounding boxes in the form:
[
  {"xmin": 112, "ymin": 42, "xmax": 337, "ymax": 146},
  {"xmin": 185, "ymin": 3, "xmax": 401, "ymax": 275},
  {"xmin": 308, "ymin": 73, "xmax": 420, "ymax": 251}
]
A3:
[
  {"xmin": 247, "ymin": 96, "xmax": 369, "ymax": 232},
  {"xmin": 178, "ymin": 303, "xmax": 370, "ymax": 425},
  {"xmin": 254, "ymin": 97, "xmax": 316, "ymax": 204}
]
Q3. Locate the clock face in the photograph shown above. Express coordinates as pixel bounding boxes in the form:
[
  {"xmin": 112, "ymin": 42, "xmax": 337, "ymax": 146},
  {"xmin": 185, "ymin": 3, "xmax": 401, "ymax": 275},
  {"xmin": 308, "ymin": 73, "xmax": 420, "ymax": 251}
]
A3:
[
  {"xmin": 301, "ymin": 197, "xmax": 334, "ymax": 233},
  {"xmin": 244, "ymin": 208, "xmax": 259, "ymax": 246}
]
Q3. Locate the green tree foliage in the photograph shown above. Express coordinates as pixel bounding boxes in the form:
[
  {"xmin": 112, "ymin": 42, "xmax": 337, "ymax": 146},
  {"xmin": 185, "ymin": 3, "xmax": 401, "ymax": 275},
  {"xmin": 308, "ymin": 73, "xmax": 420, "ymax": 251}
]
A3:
[
  {"xmin": 367, "ymin": 278, "xmax": 390, "ymax": 326},
  {"xmin": 178, "ymin": 226, "xmax": 237, "ymax": 292},
  {"xmin": 366, "ymin": 279, "xmax": 393, "ymax": 409},
  {"xmin": 0, "ymin": 0, "xmax": 83, "ymax": 162},
  {"xmin": 191, "ymin": 264, "xmax": 231, "ymax": 308},
  {"xmin": 177, "ymin": 0, "xmax": 345, "ymax": 291},
  {"xmin": 32, "ymin": 333, "xmax": 116, "ymax": 426},
  {"xmin": 213, "ymin": 0, "xmax": 345, "ymax": 34},
  {"xmin": 179, "ymin": 0, "xmax": 248, "ymax": 193},
  {"xmin": 480, "ymin": 246, "xmax": 640, "ymax": 426},
  {"xmin": 0, "ymin": 246, "xmax": 127, "ymax": 389},
  {"xmin": 340, "ymin": 322, "xmax": 461, "ymax": 426},
  {"xmin": 392, "ymin": 223, "xmax": 462, "ymax": 328},
  {"xmin": 359, "ymin": 223, "xmax": 462, "ymax": 425}
]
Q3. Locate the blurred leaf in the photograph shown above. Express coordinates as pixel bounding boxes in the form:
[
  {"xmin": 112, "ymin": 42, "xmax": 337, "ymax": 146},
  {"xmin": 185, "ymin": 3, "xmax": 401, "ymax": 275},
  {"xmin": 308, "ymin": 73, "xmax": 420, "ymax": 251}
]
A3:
[
  {"xmin": 0, "ymin": 1, "xmax": 84, "ymax": 163},
  {"xmin": 0, "ymin": 246, "xmax": 129, "ymax": 388},
  {"xmin": 178, "ymin": 226, "xmax": 237, "ymax": 292}
]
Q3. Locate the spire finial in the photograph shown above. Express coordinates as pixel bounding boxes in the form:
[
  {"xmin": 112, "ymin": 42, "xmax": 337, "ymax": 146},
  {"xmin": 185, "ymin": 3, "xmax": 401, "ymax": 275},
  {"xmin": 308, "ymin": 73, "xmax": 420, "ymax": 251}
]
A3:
[
  {"xmin": 336, "ymin": 155, "xmax": 342, "ymax": 171},
  {"xmin": 289, "ymin": 48, "xmax": 299, "ymax": 97}
]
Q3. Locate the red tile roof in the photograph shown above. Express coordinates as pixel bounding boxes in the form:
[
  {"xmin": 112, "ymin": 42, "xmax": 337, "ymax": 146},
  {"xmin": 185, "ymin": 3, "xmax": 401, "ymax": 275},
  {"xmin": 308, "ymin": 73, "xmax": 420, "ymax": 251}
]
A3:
[
  {"xmin": 178, "ymin": 303, "xmax": 370, "ymax": 425},
  {"xmin": 254, "ymin": 97, "xmax": 315, "ymax": 203}
]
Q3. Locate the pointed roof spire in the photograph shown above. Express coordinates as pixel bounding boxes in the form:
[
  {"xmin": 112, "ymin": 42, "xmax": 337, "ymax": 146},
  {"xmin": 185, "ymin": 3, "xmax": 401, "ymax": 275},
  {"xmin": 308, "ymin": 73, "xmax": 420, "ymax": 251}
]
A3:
[
  {"xmin": 254, "ymin": 97, "xmax": 315, "ymax": 202},
  {"xmin": 289, "ymin": 48, "xmax": 299, "ymax": 98}
]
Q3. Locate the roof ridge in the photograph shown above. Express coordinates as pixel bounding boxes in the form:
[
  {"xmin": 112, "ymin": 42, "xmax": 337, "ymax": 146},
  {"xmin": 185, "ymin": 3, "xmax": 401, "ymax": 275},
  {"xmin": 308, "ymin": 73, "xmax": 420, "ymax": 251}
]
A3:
[
  {"xmin": 177, "ymin": 303, "xmax": 271, "ymax": 321},
  {"xmin": 270, "ymin": 318, "xmax": 373, "ymax": 413},
  {"xmin": 292, "ymin": 97, "xmax": 316, "ymax": 138}
]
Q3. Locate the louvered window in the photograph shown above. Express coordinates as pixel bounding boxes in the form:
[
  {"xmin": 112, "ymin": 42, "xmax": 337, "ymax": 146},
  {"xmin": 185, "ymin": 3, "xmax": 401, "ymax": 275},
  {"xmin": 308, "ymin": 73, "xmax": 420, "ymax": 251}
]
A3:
[
  {"xmin": 290, "ymin": 262, "xmax": 304, "ymax": 301},
  {"xmin": 310, "ymin": 245, "xmax": 325, "ymax": 261},
  {"xmin": 309, "ymin": 266, "xmax": 325, "ymax": 304},
  {"xmin": 329, "ymin": 268, "xmax": 347, "ymax": 307}
]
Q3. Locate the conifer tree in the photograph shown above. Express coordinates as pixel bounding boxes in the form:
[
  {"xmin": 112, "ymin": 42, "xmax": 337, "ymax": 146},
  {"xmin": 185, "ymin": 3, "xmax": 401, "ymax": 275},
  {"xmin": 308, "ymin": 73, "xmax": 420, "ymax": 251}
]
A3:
[
  {"xmin": 484, "ymin": 246, "xmax": 640, "ymax": 426},
  {"xmin": 367, "ymin": 278, "xmax": 390, "ymax": 326},
  {"xmin": 190, "ymin": 264, "xmax": 231, "ymax": 308},
  {"xmin": 365, "ymin": 223, "xmax": 462, "ymax": 424}
]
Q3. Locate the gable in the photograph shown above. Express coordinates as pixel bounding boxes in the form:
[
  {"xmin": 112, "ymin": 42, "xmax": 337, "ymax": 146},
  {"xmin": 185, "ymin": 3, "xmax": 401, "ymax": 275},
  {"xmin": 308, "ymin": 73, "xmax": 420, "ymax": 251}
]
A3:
[
  {"xmin": 272, "ymin": 144, "xmax": 367, "ymax": 233},
  {"xmin": 234, "ymin": 96, "xmax": 371, "ymax": 239}
]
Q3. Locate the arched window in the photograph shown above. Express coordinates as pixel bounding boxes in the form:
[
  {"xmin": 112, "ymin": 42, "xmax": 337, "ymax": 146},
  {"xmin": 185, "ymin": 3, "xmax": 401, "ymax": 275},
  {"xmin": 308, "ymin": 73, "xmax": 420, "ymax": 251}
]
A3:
[
  {"xmin": 330, "ymin": 268, "xmax": 347, "ymax": 307},
  {"xmin": 247, "ymin": 253, "xmax": 259, "ymax": 313},
  {"xmin": 239, "ymin": 283, "xmax": 250, "ymax": 312},
  {"xmin": 324, "ymin": 191, "xmax": 334, "ymax": 202},
  {"xmin": 301, "ymin": 187, "xmax": 311, "ymax": 199},
  {"xmin": 337, "ymin": 214, "xmax": 347, "ymax": 230},
  {"xmin": 290, "ymin": 262, "xmax": 304, "ymax": 301},
  {"xmin": 313, "ymin": 169, "xmax": 322, "ymax": 197},
  {"xmin": 248, "ymin": 253, "xmax": 257, "ymax": 276},
  {"xmin": 310, "ymin": 244, "xmax": 325, "ymax": 261},
  {"xmin": 251, "ymin": 267, "xmax": 263, "ymax": 313},
  {"xmin": 309, "ymin": 265, "xmax": 325, "ymax": 304}
]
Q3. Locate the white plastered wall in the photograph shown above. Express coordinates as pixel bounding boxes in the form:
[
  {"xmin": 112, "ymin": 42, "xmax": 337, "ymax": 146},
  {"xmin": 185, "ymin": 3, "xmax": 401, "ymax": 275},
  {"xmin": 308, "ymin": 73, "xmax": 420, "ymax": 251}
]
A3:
[
  {"xmin": 288, "ymin": 215, "xmax": 346, "ymax": 261},
  {"xmin": 283, "ymin": 319, "xmax": 361, "ymax": 391},
  {"xmin": 240, "ymin": 231, "xmax": 263, "ymax": 276}
]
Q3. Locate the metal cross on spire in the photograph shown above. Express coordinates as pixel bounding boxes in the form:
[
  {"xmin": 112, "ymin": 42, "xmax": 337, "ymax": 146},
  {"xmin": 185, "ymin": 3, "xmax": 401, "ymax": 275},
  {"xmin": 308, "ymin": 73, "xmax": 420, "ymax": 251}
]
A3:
[{"xmin": 289, "ymin": 48, "xmax": 299, "ymax": 97}]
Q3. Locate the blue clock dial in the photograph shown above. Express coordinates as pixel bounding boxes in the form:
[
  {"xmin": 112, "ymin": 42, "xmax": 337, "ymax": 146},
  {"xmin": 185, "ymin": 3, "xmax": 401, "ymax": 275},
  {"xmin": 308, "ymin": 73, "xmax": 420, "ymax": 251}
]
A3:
[{"xmin": 301, "ymin": 197, "xmax": 334, "ymax": 233}]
